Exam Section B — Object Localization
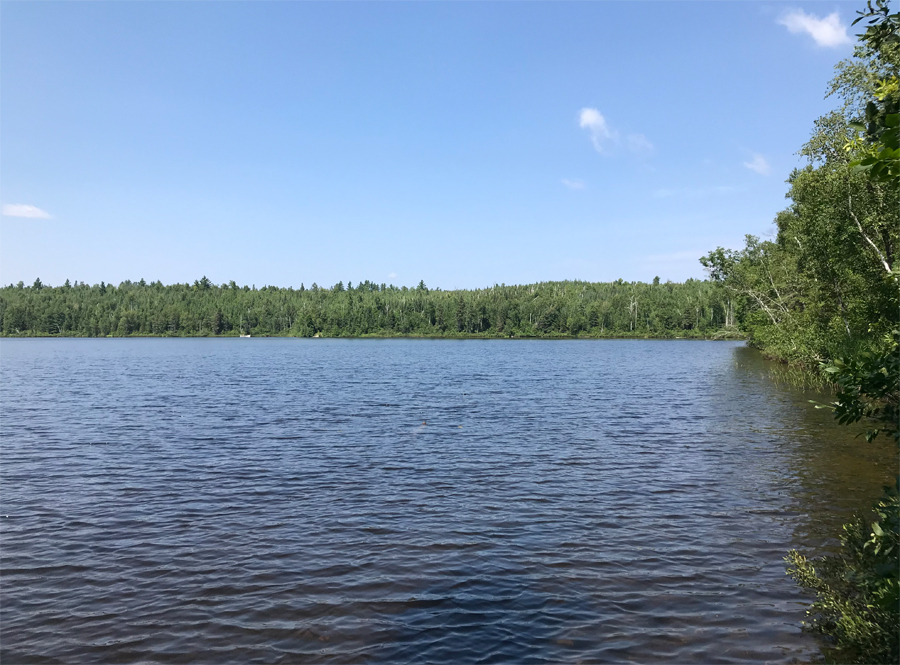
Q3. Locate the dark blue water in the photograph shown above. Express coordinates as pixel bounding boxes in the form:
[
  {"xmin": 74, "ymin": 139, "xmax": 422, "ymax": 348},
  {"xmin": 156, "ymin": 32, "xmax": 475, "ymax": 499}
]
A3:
[{"xmin": 1, "ymin": 339, "xmax": 894, "ymax": 663}]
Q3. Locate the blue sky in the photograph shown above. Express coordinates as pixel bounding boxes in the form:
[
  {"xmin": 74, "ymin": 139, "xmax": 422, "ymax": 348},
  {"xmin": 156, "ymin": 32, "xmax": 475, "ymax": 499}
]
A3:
[{"xmin": 1, "ymin": 2, "xmax": 860, "ymax": 289}]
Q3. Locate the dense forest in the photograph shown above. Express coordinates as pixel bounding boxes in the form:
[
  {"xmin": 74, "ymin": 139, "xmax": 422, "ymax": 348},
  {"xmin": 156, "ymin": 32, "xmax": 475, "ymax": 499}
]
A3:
[{"xmin": 0, "ymin": 277, "xmax": 738, "ymax": 339}]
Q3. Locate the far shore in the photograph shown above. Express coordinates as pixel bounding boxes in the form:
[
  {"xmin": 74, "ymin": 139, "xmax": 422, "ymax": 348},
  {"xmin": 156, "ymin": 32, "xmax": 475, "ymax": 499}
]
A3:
[{"xmin": 1, "ymin": 331, "xmax": 747, "ymax": 341}]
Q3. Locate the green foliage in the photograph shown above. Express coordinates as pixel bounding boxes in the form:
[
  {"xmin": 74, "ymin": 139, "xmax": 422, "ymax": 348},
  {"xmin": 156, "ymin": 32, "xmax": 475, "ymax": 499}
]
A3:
[
  {"xmin": 854, "ymin": 0, "xmax": 900, "ymax": 54},
  {"xmin": 819, "ymin": 330, "xmax": 900, "ymax": 444},
  {"xmin": 700, "ymin": 11, "xmax": 900, "ymax": 368},
  {"xmin": 851, "ymin": 107, "xmax": 900, "ymax": 182},
  {"xmin": 0, "ymin": 278, "xmax": 739, "ymax": 339},
  {"xmin": 849, "ymin": 1, "xmax": 900, "ymax": 181},
  {"xmin": 786, "ymin": 481, "xmax": 899, "ymax": 664}
]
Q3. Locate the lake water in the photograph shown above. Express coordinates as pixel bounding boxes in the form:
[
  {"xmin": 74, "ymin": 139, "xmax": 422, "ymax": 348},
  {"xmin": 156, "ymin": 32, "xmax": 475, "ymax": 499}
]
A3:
[{"xmin": 1, "ymin": 339, "xmax": 895, "ymax": 663}]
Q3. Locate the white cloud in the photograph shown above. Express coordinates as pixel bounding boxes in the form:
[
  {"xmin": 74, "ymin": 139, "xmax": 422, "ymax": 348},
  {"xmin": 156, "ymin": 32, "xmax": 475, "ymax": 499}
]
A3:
[
  {"xmin": 2, "ymin": 203, "xmax": 52, "ymax": 219},
  {"xmin": 388, "ymin": 272, "xmax": 397, "ymax": 279},
  {"xmin": 561, "ymin": 178, "xmax": 585, "ymax": 190},
  {"xmin": 778, "ymin": 9, "xmax": 851, "ymax": 48},
  {"xmin": 578, "ymin": 108, "xmax": 652, "ymax": 156},
  {"xmin": 579, "ymin": 108, "xmax": 616, "ymax": 153},
  {"xmin": 627, "ymin": 133, "xmax": 654, "ymax": 154},
  {"xmin": 743, "ymin": 153, "xmax": 771, "ymax": 176}
]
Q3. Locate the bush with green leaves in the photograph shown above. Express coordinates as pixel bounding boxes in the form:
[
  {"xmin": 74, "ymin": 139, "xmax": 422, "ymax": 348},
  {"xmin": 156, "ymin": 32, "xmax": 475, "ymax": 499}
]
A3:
[
  {"xmin": 822, "ymin": 330, "xmax": 900, "ymax": 445},
  {"xmin": 787, "ymin": 329, "xmax": 899, "ymax": 663},
  {"xmin": 786, "ymin": 481, "xmax": 899, "ymax": 664}
]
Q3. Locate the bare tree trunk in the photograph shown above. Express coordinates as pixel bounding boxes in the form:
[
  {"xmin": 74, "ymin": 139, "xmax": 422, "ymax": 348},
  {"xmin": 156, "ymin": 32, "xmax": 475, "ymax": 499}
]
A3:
[{"xmin": 849, "ymin": 196, "xmax": 892, "ymax": 273}]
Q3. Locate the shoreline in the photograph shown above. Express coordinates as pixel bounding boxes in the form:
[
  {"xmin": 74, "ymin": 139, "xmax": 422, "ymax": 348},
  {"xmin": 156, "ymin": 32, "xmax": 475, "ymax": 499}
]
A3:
[{"xmin": 0, "ymin": 331, "xmax": 747, "ymax": 341}]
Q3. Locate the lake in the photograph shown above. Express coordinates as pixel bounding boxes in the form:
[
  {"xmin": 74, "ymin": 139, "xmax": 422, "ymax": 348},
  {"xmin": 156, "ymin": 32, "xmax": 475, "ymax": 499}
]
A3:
[{"xmin": 1, "ymin": 339, "xmax": 895, "ymax": 663}]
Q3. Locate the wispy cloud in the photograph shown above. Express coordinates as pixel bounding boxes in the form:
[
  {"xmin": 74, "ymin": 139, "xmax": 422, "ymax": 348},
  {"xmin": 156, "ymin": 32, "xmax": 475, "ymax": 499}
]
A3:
[
  {"xmin": 388, "ymin": 272, "xmax": 397, "ymax": 279},
  {"xmin": 653, "ymin": 185, "xmax": 738, "ymax": 199},
  {"xmin": 627, "ymin": 133, "xmax": 654, "ymax": 154},
  {"xmin": 578, "ymin": 108, "xmax": 652, "ymax": 156},
  {"xmin": 743, "ymin": 153, "xmax": 771, "ymax": 176},
  {"xmin": 2, "ymin": 203, "xmax": 52, "ymax": 219},
  {"xmin": 778, "ymin": 9, "xmax": 851, "ymax": 48},
  {"xmin": 561, "ymin": 178, "xmax": 585, "ymax": 190},
  {"xmin": 579, "ymin": 108, "xmax": 616, "ymax": 153}
]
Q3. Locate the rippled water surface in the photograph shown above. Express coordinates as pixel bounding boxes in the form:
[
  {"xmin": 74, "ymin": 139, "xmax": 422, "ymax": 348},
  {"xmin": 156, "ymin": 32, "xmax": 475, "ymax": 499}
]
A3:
[{"xmin": 2, "ymin": 339, "xmax": 895, "ymax": 663}]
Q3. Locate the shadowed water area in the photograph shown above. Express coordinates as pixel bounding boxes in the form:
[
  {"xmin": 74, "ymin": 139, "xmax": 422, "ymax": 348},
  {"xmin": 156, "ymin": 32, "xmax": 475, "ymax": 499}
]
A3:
[{"xmin": 1, "ymin": 338, "xmax": 895, "ymax": 663}]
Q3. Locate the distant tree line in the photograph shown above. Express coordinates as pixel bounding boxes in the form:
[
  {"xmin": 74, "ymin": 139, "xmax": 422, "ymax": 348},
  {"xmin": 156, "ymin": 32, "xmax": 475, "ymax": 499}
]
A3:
[{"xmin": 0, "ymin": 276, "xmax": 739, "ymax": 339}]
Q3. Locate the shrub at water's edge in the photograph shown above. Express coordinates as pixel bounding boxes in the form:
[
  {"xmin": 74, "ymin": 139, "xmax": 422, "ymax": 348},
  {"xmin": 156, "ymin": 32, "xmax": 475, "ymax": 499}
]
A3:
[
  {"xmin": 785, "ymin": 331, "xmax": 899, "ymax": 664},
  {"xmin": 785, "ymin": 483, "xmax": 899, "ymax": 665}
]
